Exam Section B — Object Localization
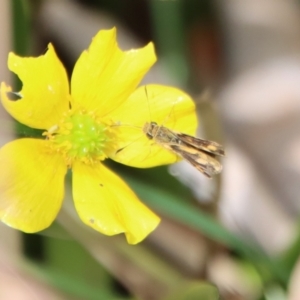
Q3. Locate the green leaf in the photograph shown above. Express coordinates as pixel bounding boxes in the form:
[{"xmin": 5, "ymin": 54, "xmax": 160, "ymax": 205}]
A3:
[{"xmin": 113, "ymin": 164, "xmax": 289, "ymax": 286}]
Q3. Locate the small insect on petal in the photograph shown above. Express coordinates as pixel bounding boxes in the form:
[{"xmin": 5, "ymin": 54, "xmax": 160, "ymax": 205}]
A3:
[{"xmin": 143, "ymin": 122, "xmax": 225, "ymax": 178}]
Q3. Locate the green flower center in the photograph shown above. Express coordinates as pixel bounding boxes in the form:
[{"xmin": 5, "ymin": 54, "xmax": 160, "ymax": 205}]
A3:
[{"xmin": 45, "ymin": 110, "xmax": 110, "ymax": 166}]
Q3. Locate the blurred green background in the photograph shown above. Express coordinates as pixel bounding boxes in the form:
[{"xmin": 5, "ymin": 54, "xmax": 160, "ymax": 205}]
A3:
[{"xmin": 1, "ymin": 0, "xmax": 300, "ymax": 299}]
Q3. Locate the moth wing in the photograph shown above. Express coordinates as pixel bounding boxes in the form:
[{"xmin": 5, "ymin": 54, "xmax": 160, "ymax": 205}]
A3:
[
  {"xmin": 177, "ymin": 133, "xmax": 225, "ymax": 156},
  {"xmin": 170, "ymin": 145, "xmax": 223, "ymax": 178}
]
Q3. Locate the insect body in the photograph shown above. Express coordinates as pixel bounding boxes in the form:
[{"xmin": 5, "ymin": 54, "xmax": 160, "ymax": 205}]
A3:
[{"xmin": 143, "ymin": 122, "xmax": 225, "ymax": 178}]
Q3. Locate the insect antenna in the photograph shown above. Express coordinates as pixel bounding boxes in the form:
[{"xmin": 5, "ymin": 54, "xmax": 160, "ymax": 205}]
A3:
[{"xmin": 144, "ymin": 85, "xmax": 152, "ymax": 123}]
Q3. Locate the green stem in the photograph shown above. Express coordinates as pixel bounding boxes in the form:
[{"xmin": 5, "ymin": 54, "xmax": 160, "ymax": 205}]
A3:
[{"xmin": 148, "ymin": 0, "xmax": 189, "ymax": 85}]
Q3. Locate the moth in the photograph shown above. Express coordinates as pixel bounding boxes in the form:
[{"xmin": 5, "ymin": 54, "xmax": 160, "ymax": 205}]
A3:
[{"xmin": 143, "ymin": 122, "xmax": 225, "ymax": 178}]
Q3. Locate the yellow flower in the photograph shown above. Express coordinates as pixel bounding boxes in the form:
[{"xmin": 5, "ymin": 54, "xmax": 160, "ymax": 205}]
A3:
[{"xmin": 0, "ymin": 28, "xmax": 197, "ymax": 244}]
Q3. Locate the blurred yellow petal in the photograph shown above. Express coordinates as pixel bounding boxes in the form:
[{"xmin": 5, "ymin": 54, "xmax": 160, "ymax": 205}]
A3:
[
  {"xmin": 107, "ymin": 84, "xmax": 198, "ymax": 167},
  {"xmin": 0, "ymin": 44, "xmax": 70, "ymax": 129},
  {"xmin": 72, "ymin": 161, "xmax": 160, "ymax": 244},
  {"xmin": 0, "ymin": 139, "xmax": 67, "ymax": 232},
  {"xmin": 71, "ymin": 28, "xmax": 156, "ymax": 115}
]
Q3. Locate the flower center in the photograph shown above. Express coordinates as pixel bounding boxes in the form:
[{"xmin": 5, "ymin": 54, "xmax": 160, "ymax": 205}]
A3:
[{"xmin": 45, "ymin": 110, "xmax": 111, "ymax": 166}]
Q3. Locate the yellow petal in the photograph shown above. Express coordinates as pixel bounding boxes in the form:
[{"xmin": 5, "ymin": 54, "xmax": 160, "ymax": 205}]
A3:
[
  {"xmin": 0, "ymin": 44, "xmax": 70, "ymax": 129},
  {"xmin": 71, "ymin": 28, "xmax": 156, "ymax": 115},
  {"xmin": 107, "ymin": 84, "xmax": 198, "ymax": 167},
  {"xmin": 0, "ymin": 139, "xmax": 67, "ymax": 232},
  {"xmin": 72, "ymin": 161, "xmax": 160, "ymax": 244}
]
